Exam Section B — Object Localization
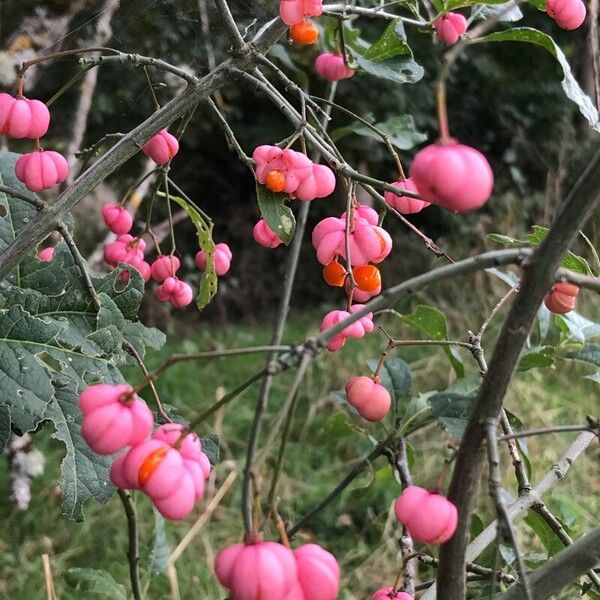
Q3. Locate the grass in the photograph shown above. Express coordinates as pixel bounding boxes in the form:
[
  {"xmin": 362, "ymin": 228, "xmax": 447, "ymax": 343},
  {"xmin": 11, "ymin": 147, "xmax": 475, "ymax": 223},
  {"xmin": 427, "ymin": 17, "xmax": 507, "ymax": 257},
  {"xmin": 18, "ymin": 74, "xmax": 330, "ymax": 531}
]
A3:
[{"xmin": 0, "ymin": 306, "xmax": 598, "ymax": 599}]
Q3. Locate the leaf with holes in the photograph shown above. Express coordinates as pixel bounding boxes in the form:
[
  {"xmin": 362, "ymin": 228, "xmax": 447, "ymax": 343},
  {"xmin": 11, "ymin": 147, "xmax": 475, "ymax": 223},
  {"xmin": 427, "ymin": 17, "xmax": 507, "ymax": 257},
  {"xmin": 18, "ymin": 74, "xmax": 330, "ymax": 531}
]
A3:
[{"xmin": 256, "ymin": 183, "xmax": 296, "ymax": 245}]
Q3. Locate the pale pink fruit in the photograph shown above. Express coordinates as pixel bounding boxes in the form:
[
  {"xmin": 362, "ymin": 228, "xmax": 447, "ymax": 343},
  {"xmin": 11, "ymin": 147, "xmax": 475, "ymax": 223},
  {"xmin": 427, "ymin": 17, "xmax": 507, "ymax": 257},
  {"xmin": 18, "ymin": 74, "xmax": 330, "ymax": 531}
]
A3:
[
  {"xmin": 371, "ymin": 588, "xmax": 413, "ymax": 600},
  {"xmin": 0, "ymin": 93, "xmax": 50, "ymax": 139},
  {"xmin": 319, "ymin": 304, "xmax": 373, "ymax": 352},
  {"xmin": 434, "ymin": 12, "xmax": 467, "ymax": 45},
  {"xmin": 394, "ymin": 485, "xmax": 458, "ymax": 544},
  {"xmin": 215, "ymin": 541, "xmax": 298, "ymax": 600},
  {"xmin": 279, "ymin": 0, "xmax": 323, "ymax": 25},
  {"xmin": 384, "ymin": 178, "xmax": 430, "ymax": 214},
  {"xmin": 544, "ymin": 282, "xmax": 579, "ymax": 314},
  {"xmin": 151, "ymin": 255, "xmax": 181, "ymax": 281},
  {"xmin": 155, "ymin": 276, "xmax": 193, "ymax": 307},
  {"xmin": 315, "ymin": 53, "xmax": 354, "ymax": 82},
  {"xmin": 103, "ymin": 235, "xmax": 151, "ymax": 282},
  {"xmin": 547, "ymin": 0, "xmax": 586, "ymax": 28},
  {"xmin": 345, "ymin": 376, "xmax": 391, "ymax": 422},
  {"xmin": 195, "ymin": 242, "xmax": 232, "ymax": 276},
  {"xmin": 79, "ymin": 383, "xmax": 154, "ymax": 455},
  {"xmin": 295, "ymin": 164, "xmax": 336, "ymax": 201},
  {"xmin": 143, "ymin": 129, "xmax": 179, "ymax": 165},
  {"xmin": 253, "ymin": 219, "xmax": 283, "ymax": 248},
  {"xmin": 101, "ymin": 203, "xmax": 133, "ymax": 235},
  {"xmin": 410, "ymin": 141, "xmax": 493, "ymax": 213},
  {"xmin": 291, "ymin": 544, "xmax": 340, "ymax": 600},
  {"xmin": 15, "ymin": 150, "xmax": 68, "ymax": 192},
  {"xmin": 36, "ymin": 247, "xmax": 55, "ymax": 262}
]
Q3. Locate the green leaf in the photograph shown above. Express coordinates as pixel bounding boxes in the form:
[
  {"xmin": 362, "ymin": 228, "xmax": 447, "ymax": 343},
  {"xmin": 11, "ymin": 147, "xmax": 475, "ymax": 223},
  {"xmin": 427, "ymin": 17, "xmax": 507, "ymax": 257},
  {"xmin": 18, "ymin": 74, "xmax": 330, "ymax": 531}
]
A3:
[
  {"xmin": 565, "ymin": 344, "xmax": 600, "ymax": 366},
  {"xmin": 324, "ymin": 412, "xmax": 356, "ymax": 438},
  {"xmin": 353, "ymin": 55, "xmax": 424, "ymax": 85},
  {"xmin": 399, "ymin": 305, "xmax": 465, "ymax": 377},
  {"xmin": 473, "ymin": 2, "xmax": 524, "ymax": 21},
  {"xmin": 65, "ymin": 568, "xmax": 127, "ymax": 599},
  {"xmin": 168, "ymin": 193, "xmax": 217, "ymax": 310},
  {"xmin": 331, "ymin": 115, "xmax": 427, "ymax": 151},
  {"xmin": 362, "ymin": 20, "xmax": 412, "ymax": 62},
  {"xmin": 256, "ymin": 184, "xmax": 296, "ymax": 245},
  {"xmin": 201, "ymin": 433, "xmax": 220, "ymax": 466},
  {"xmin": 518, "ymin": 346, "xmax": 555, "ymax": 370},
  {"xmin": 524, "ymin": 510, "xmax": 565, "ymax": 556},
  {"xmin": 428, "ymin": 392, "xmax": 476, "ymax": 437},
  {"xmin": 473, "ymin": 28, "xmax": 600, "ymax": 132},
  {"xmin": 446, "ymin": 0, "xmax": 524, "ymax": 11},
  {"xmin": 45, "ymin": 379, "xmax": 115, "ymax": 521},
  {"xmin": 148, "ymin": 510, "xmax": 171, "ymax": 576},
  {"xmin": 487, "ymin": 233, "xmax": 525, "ymax": 245}
]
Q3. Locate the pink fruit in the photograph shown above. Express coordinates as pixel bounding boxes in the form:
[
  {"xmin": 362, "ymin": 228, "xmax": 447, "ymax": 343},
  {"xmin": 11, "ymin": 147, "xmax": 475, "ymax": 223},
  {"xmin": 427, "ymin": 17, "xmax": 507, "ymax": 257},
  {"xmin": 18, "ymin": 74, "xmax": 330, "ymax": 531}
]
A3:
[
  {"xmin": 544, "ymin": 282, "xmax": 579, "ymax": 314},
  {"xmin": 101, "ymin": 203, "xmax": 133, "ymax": 235},
  {"xmin": 371, "ymin": 588, "xmax": 413, "ymax": 600},
  {"xmin": 290, "ymin": 544, "xmax": 340, "ymax": 600},
  {"xmin": 394, "ymin": 485, "xmax": 458, "ymax": 544},
  {"xmin": 345, "ymin": 376, "xmax": 391, "ymax": 422},
  {"xmin": 195, "ymin": 242, "xmax": 232, "ymax": 276},
  {"xmin": 15, "ymin": 150, "xmax": 68, "ymax": 192},
  {"xmin": 547, "ymin": 0, "xmax": 586, "ymax": 28},
  {"xmin": 384, "ymin": 178, "xmax": 430, "ymax": 214},
  {"xmin": 295, "ymin": 164, "xmax": 336, "ymax": 201},
  {"xmin": 151, "ymin": 255, "xmax": 181, "ymax": 281},
  {"xmin": 215, "ymin": 541, "xmax": 298, "ymax": 600},
  {"xmin": 434, "ymin": 12, "xmax": 468, "ymax": 45},
  {"xmin": 155, "ymin": 276, "xmax": 193, "ymax": 307},
  {"xmin": 36, "ymin": 247, "xmax": 55, "ymax": 262},
  {"xmin": 319, "ymin": 304, "xmax": 374, "ymax": 352},
  {"xmin": 279, "ymin": 0, "xmax": 323, "ymax": 25},
  {"xmin": 409, "ymin": 141, "xmax": 493, "ymax": 213},
  {"xmin": 143, "ymin": 129, "xmax": 179, "ymax": 165},
  {"xmin": 253, "ymin": 219, "xmax": 283, "ymax": 248},
  {"xmin": 315, "ymin": 53, "xmax": 354, "ymax": 82},
  {"xmin": 79, "ymin": 383, "xmax": 154, "ymax": 455},
  {"xmin": 103, "ymin": 235, "xmax": 151, "ymax": 282},
  {"xmin": 0, "ymin": 93, "xmax": 50, "ymax": 139}
]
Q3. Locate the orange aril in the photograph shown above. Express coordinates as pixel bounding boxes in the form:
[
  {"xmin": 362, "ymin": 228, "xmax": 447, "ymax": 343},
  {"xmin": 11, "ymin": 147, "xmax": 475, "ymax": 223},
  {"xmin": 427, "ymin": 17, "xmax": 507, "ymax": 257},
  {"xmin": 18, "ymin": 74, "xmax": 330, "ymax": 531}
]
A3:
[
  {"xmin": 352, "ymin": 265, "xmax": 381, "ymax": 293},
  {"xmin": 138, "ymin": 446, "xmax": 168, "ymax": 486},
  {"xmin": 323, "ymin": 260, "xmax": 346, "ymax": 287},
  {"xmin": 290, "ymin": 21, "xmax": 319, "ymax": 45},
  {"xmin": 265, "ymin": 170, "xmax": 286, "ymax": 193}
]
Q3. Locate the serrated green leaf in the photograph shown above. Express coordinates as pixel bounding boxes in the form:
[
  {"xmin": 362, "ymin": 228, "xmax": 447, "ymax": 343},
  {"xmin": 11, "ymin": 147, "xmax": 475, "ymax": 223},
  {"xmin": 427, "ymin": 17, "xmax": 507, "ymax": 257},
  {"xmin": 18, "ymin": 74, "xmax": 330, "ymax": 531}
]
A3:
[
  {"xmin": 473, "ymin": 28, "xmax": 600, "ymax": 132},
  {"xmin": 331, "ymin": 115, "xmax": 427, "ymax": 151},
  {"xmin": 399, "ymin": 305, "xmax": 465, "ymax": 377},
  {"xmin": 363, "ymin": 20, "xmax": 412, "ymax": 62},
  {"xmin": 256, "ymin": 184, "xmax": 296, "ymax": 245},
  {"xmin": 148, "ymin": 510, "xmax": 171, "ymax": 576},
  {"xmin": 65, "ymin": 568, "xmax": 127, "ymax": 598},
  {"xmin": 45, "ymin": 379, "xmax": 114, "ymax": 521},
  {"xmin": 168, "ymin": 193, "xmax": 217, "ymax": 310}
]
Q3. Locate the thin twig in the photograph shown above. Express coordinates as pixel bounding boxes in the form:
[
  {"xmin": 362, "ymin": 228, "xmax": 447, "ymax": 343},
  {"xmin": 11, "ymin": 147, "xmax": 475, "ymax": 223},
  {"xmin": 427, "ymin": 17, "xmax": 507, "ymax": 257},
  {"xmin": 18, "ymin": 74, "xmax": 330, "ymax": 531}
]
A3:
[{"xmin": 118, "ymin": 490, "xmax": 142, "ymax": 600}]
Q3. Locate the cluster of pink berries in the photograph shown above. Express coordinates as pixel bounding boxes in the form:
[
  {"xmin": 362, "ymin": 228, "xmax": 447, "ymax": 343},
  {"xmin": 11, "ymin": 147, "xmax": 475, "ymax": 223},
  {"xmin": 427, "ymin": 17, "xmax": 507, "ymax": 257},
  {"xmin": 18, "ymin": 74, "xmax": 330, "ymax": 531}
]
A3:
[
  {"xmin": 320, "ymin": 304, "xmax": 374, "ymax": 352},
  {"xmin": 253, "ymin": 145, "xmax": 336, "ymax": 201},
  {"xmin": 79, "ymin": 383, "xmax": 211, "ymax": 520},
  {"xmin": 100, "ymin": 200, "xmax": 233, "ymax": 308},
  {"xmin": 215, "ymin": 539, "xmax": 340, "ymax": 600},
  {"xmin": 0, "ymin": 91, "xmax": 68, "ymax": 192}
]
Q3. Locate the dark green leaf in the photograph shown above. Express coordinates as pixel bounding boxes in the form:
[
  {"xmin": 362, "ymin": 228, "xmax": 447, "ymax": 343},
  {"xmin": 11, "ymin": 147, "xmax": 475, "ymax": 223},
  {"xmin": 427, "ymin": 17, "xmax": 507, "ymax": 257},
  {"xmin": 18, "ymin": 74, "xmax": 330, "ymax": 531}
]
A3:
[
  {"xmin": 148, "ymin": 510, "xmax": 171, "ymax": 576},
  {"xmin": 565, "ymin": 344, "xmax": 600, "ymax": 366},
  {"xmin": 65, "ymin": 568, "xmax": 127, "ymax": 598},
  {"xmin": 524, "ymin": 510, "xmax": 564, "ymax": 556},
  {"xmin": 428, "ymin": 392, "xmax": 476, "ymax": 437},
  {"xmin": 518, "ymin": 346, "xmax": 554, "ymax": 370},
  {"xmin": 473, "ymin": 28, "xmax": 600, "ymax": 132},
  {"xmin": 201, "ymin": 433, "xmax": 220, "ymax": 466},
  {"xmin": 256, "ymin": 183, "xmax": 296, "ymax": 245},
  {"xmin": 354, "ymin": 55, "xmax": 424, "ymax": 85},
  {"xmin": 363, "ymin": 20, "xmax": 412, "ymax": 62}
]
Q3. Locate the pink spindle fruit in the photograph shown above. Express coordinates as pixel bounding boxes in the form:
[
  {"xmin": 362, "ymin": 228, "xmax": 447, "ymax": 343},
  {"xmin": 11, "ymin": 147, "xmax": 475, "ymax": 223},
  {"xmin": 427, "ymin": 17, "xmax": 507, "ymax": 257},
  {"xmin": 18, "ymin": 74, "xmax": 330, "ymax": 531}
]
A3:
[
  {"xmin": 143, "ymin": 129, "xmax": 179, "ymax": 165},
  {"xmin": 37, "ymin": 247, "xmax": 55, "ymax": 262},
  {"xmin": 15, "ymin": 150, "xmax": 68, "ymax": 192},
  {"xmin": 434, "ymin": 12, "xmax": 468, "ymax": 45},
  {"xmin": 103, "ymin": 234, "xmax": 151, "ymax": 282},
  {"xmin": 102, "ymin": 204, "xmax": 133, "ymax": 235},
  {"xmin": 79, "ymin": 383, "xmax": 154, "ymax": 455},
  {"xmin": 546, "ymin": 0, "xmax": 586, "ymax": 28},
  {"xmin": 319, "ymin": 304, "xmax": 374, "ymax": 352},
  {"xmin": 371, "ymin": 588, "xmax": 413, "ymax": 600},
  {"xmin": 0, "ymin": 93, "xmax": 50, "ymax": 139},
  {"xmin": 279, "ymin": 0, "xmax": 323, "ymax": 25},
  {"xmin": 295, "ymin": 164, "xmax": 336, "ymax": 201},
  {"xmin": 253, "ymin": 219, "xmax": 284, "ymax": 248},
  {"xmin": 195, "ymin": 242, "xmax": 232, "ymax": 276},
  {"xmin": 287, "ymin": 544, "xmax": 340, "ymax": 600},
  {"xmin": 156, "ymin": 276, "xmax": 193, "ymax": 307},
  {"xmin": 410, "ymin": 141, "xmax": 493, "ymax": 212},
  {"xmin": 215, "ymin": 541, "xmax": 298, "ymax": 600},
  {"xmin": 544, "ymin": 282, "xmax": 579, "ymax": 314},
  {"xmin": 394, "ymin": 485, "xmax": 458, "ymax": 544},
  {"xmin": 345, "ymin": 376, "xmax": 391, "ymax": 422},
  {"xmin": 315, "ymin": 53, "xmax": 354, "ymax": 82},
  {"xmin": 384, "ymin": 178, "xmax": 430, "ymax": 214},
  {"xmin": 151, "ymin": 255, "xmax": 181, "ymax": 282},
  {"xmin": 345, "ymin": 277, "xmax": 381, "ymax": 302}
]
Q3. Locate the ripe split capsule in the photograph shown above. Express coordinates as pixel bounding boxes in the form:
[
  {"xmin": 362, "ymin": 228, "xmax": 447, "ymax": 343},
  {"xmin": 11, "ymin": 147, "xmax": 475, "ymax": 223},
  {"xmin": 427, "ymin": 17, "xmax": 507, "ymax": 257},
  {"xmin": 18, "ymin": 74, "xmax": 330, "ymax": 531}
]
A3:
[
  {"xmin": 290, "ymin": 20, "xmax": 319, "ymax": 44},
  {"xmin": 352, "ymin": 265, "xmax": 381, "ymax": 293},
  {"xmin": 323, "ymin": 259, "xmax": 346, "ymax": 287}
]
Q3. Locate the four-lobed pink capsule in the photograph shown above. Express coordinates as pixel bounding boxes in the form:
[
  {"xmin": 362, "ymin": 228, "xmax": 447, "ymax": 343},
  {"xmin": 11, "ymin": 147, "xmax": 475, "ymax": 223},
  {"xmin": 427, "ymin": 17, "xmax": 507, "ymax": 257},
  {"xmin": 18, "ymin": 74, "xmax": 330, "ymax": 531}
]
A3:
[
  {"xmin": 315, "ymin": 53, "xmax": 355, "ymax": 82},
  {"xmin": 15, "ymin": 150, "xmax": 68, "ymax": 192},
  {"xmin": 320, "ymin": 304, "xmax": 374, "ymax": 352},
  {"xmin": 195, "ymin": 242, "xmax": 232, "ymax": 276},
  {"xmin": 143, "ymin": 129, "xmax": 179, "ymax": 165},
  {"xmin": 253, "ymin": 219, "xmax": 284, "ymax": 248},
  {"xmin": 0, "ymin": 93, "xmax": 50, "ymax": 139},
  {"xmin": 433, "ymin": 12, "xmax": 468, "ymax": 45}
]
